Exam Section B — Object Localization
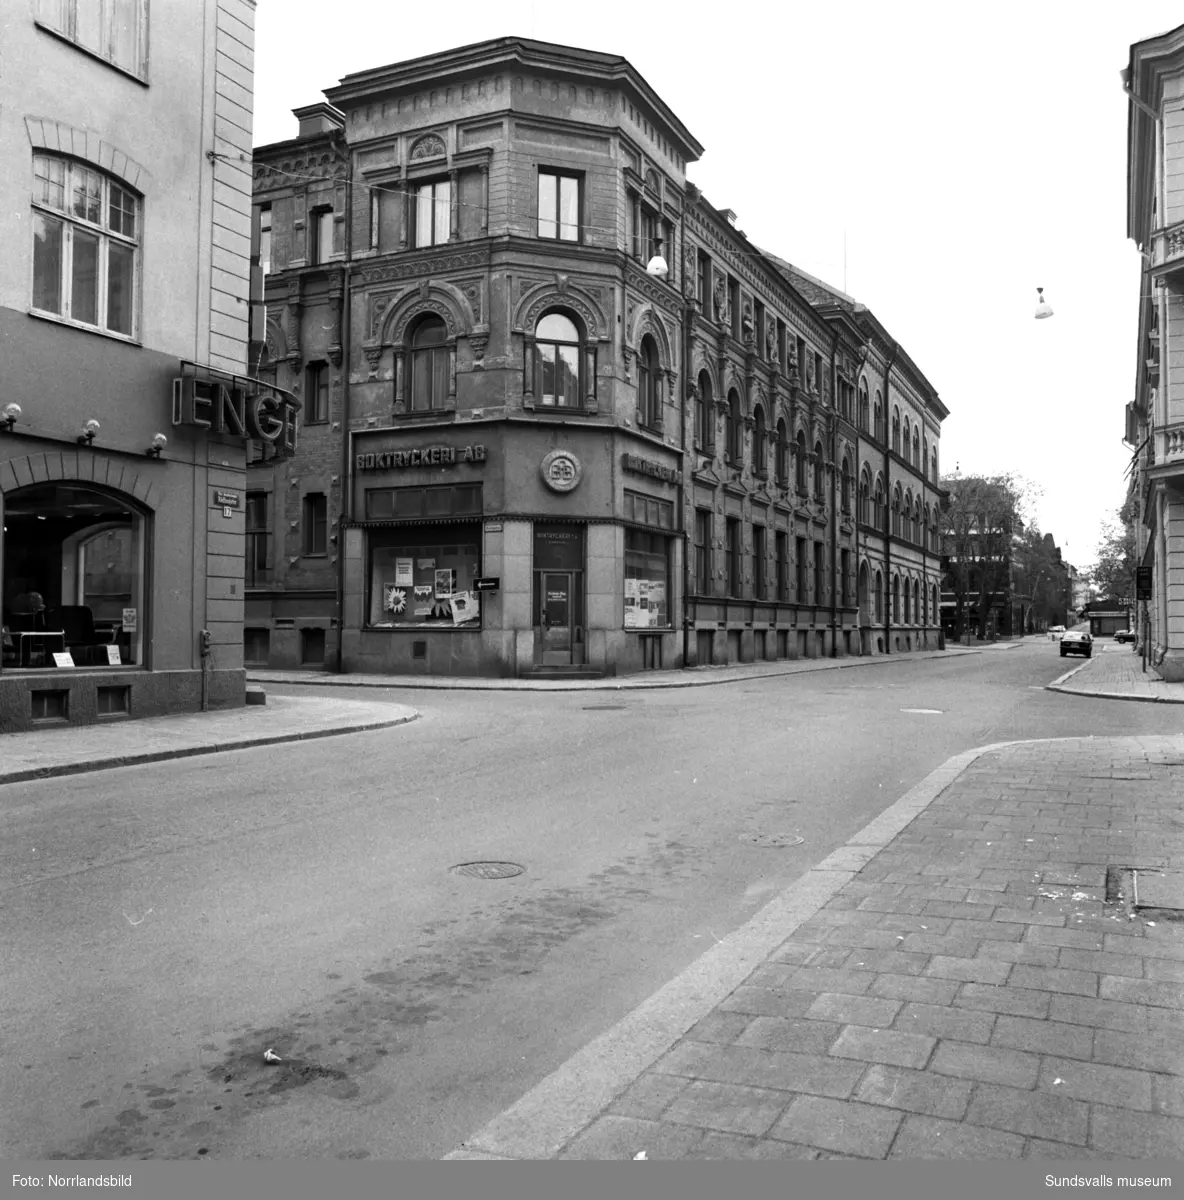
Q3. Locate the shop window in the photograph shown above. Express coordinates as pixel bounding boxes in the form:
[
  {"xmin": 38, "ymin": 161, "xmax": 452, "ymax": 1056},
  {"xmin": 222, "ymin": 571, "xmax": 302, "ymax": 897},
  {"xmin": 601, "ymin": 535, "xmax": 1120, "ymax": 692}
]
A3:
[
  {"xmin": 302, "ymin": 493, "xmax": 327, "ymax": 556},
  {"xmin": 752, "ymin": 525, "xmax": 766, "ymax": 600},
  {"xmin": 409, "ymin": 316, "xmax": 450, "ymax": 412},
  {"xmin": 726, "ymin": 518, "xmax": 740, "ymax": 597},
  {"xmin": 534, "ymin": 311, "xmax": 584, "ymax": 408},
  {"xmin": 305, "ymin": 362, "xmax": 329, "ymax": 424},
  {"xmin": 623, "ymin": 491, "xmax": 674, "ymax": 530},
  {"xmin": 624, "ymin": 530, "xmax": 670, "ymax": 629},
  {"xmin": 368, "ymin": 524, "xmax": 481, "ymax": 629},
  {"xmin": 413, "ymin": 178, "xmax": 450, "ymax": 248},
  {"xmin": 36, "ymin": 0, "xmax": 148, "ymax": 78},
  {"xmin": 366, "ymin": 483, "xmax": 482, "ymax": 521},
  {"xmin": 31, "ymin": 154, "xmax": 140, "ymax": 338},
  {"xmin": 243, "ymin": 627, "xmax": 270, "ymax": 665},
  {"xmin": 776, "ymin": 531, "xmax": 789, "ymax": 601},
  {"xmin": 245, "ymin": 491, "xmax": 270, "ymax": 586},
  {"xmin": 2, "ymin": 484, "xmax": 145, "ymax": 670},
  {"xmin": 694, "ymin": 509, "xmax": 712, "ymax": 595},
  {"xmin": 301, "ymin": 628, "xmax": 325, "ymax": 665},
  {"xmin": 537, "ymin": 170, "xmax": 580, "ymax": 241}
]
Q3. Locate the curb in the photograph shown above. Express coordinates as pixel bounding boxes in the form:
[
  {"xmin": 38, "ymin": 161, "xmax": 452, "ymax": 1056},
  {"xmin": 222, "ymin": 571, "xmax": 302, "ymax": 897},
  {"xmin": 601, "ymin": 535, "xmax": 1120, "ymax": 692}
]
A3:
[
  {"xmin": 0, "ymin": 712, "xmax": 419, "ymax": 787},
  {"xmin": 250, "ymin": 647, "xmax": 986, "ymax": 695},
  {"xmin": 444, "ymin": 734, "xmax": 1053, "ymax": 1161},
  {"xmin": 1045, "ymin": 659, "xmax": 1184, "ymax": 704}
]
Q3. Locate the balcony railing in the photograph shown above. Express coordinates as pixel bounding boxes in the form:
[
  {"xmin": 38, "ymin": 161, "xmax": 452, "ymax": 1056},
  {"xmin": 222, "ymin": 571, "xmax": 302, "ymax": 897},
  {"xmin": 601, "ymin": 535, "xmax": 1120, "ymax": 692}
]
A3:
[{"xmin": 1151, "ymin": 219, "xmax": 1184, "ymax": 284}]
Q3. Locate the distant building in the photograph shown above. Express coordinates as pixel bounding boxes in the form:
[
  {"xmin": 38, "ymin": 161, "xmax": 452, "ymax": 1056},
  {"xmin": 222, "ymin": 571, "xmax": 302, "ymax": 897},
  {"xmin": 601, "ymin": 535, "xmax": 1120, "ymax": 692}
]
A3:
[
  {"xmin": 1126, "ymin": 22, "xmax": 1184, "ymax": 680},
  {"xmin": 1, "ymin": 1, "xmax": 267, "ymax": 730},
  {"xmin": 247, "ymin": 37, "xmax": 948, "ymax": 678}
]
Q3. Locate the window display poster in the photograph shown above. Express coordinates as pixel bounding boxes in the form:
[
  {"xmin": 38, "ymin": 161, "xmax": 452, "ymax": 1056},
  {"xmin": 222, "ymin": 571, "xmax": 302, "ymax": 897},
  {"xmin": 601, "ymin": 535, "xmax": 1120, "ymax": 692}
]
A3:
[
  {"xmin": 417, "ymin": 558, "xmax": 435, "ymax": 570},
  {"xmin": 451, "ymin": 591, "xmax": 479, "ymax": 624},
  {"xmin": 106, "ymin": 645, "xmax": 122, "ymax": 666},
  {"xmin": 413, "ymin": 584, "xmax": 433, "ymax": 599},
  {"xmin": 122, "ymin": 607, "xmax": 137, "ymax": 632},
  {"xmin": 383, "ymin": 584, "xmax": 407, "ymax": 614},
  {"xmin": 395, "ymin": 558, "xmax": 415, "ymax": 586},
  {"xmin": 435, "ymin": 568, "xmax": 456, "ymax": 599},
  {"xmin": 53, "ymin": 651, "xmax": 75, "ymax": 668}
]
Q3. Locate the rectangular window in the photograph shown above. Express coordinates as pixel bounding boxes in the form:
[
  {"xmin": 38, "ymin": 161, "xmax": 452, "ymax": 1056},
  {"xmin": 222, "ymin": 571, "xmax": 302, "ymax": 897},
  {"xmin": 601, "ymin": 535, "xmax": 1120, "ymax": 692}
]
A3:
[
  {"xmin": 245, "ymin": 491, "xmax": 269, "ymax": 587},
  {"xmin": 752, "ymin": 525, "xmax": 766, "ymax": 600},
  {"xmin": 367, "ymin": 524, "xmax": 481, "ymax": 628},
  {"xmin": 31, "ymin": 690, "xmax": 69, "ymax": 721},
  {"xmin": 310, "ymin": 208, "xmax": 335, "ymax": 265},
  {"xmin": 624, "ymin": 530, "xmax": 670, "ymax": 629},
  {"xmin": 31, "ymin": 154, "xmax": 140, "ymax": 338},
  {"xmin": 728, "ymin": 276, "xmax": 740, "ymax": 340},
  {"xmin": 369, "ymin": 191, "xmax": 380, "ymax": 251},
  {"xmin": 776, "ymin": 532, "xmax": 789, "ymax": 602},
  {"xmin": 302, "ymin": 493, "xmax": 327, "ymax": 556},
  {"xmin": 841, "ymin": 548, "xmax": 851, "ymax": 606},
  {"xmin": 243, "ymin": 628, "xmax": 270, "ymax": 666},
  {"xmin": 796, "ymin": 337, "xmax": 807, "ymax": 375},
  {"xmin": 37, "ymin": 0, "xmax": 147, "ymax": 78},
  {"xmin": 623, "ymin": 491, "xmax": 674, "ymax": 531},
  {"xmin": 726, "ymin": 518, "xmax": 740, "ymax": 597},
  {"xmin": 754, "ymin": 301, "xmax": 766, "ymax": 359},
  {"xmin": 306, "ymin": 363, "xmax": 329, "ymax": 424},
  {"xmin": 697, "ymin": 251, "xmax": 710, "ymax": 309},
  {"xmin": 96, "ymin": 685, "xmax": 130, "ymax": 716},
  {"xmin": 814, "ymin": 542, "xmax": 825, "ymax": 604},
  {"xmin": 259, "ymin": 204, "xmax": 272, "ymax": 274},
  {"xmin": 638, "ymin": 206, "xmax": 659, "ymax": 264},
  {"xmin": 538, "ymin": 170, "xmax": 579, "ymax": 241},
  {"xmin": 301, "ymin": 628, "xmax": 326, "ymax": 665},
  {"xmin": 694, "ymin": 509, "xmax": 712, "ymax": 595},
  {"xmin": 796, "ymin": 536, "xmax": 807, "ymax": 600},
  {"xmin": 414, "ymin": 179, "xmax": 450, "ymax": 248},
  {"xmin": 365, "ymin": 484, "xmax": 481, "ymax": 521}
]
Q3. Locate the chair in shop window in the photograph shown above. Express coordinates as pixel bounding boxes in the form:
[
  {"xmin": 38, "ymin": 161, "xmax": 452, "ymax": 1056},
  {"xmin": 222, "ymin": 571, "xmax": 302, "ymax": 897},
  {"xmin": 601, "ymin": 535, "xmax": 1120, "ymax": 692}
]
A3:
[{"xmin": 46, "ymin": 605, "xmax": 115, "ymax": 666}]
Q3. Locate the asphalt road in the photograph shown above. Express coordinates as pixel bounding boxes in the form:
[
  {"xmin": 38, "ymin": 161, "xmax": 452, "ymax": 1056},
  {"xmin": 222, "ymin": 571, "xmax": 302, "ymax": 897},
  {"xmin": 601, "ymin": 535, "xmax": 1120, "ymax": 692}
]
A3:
[{"xmin": 2, "ymin": 641, "xmax": 1178, "ymax": 1161}]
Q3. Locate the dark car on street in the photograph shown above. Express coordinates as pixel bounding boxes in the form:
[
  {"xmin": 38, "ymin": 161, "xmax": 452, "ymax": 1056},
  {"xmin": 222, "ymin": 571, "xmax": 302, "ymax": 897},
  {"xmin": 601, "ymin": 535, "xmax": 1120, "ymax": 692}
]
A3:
[{"xmin": 1060, "ymin": 629, "xmax": 1093, "ymax": 658}]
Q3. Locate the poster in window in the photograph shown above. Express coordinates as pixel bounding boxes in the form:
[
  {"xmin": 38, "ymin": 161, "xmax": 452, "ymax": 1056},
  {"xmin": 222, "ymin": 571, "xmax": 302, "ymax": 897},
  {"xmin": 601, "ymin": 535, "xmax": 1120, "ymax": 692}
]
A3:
[
  {"xmin": 413, "ymin": 584, "xmax": 433, "ymax": 600},
  {"xmin": 417, "ymin": 558, "xmax": 435, "ymax": 570},
  {"xmin": 434, "ymin": 568, "xmax": 456, "ymax": 599},
  {"xmin": 395, "ymin": 558, "xmax": 414, "ymax": 586},
  {"xmin": 122, "ymin": 607, "xmax": 137, "ymax": 632},
  {"xmin": 451, "ymin": 591, "xmax": 479, "ymax": 624},
  {"xmin": 383, "ymin": 585, "xmax": 407, "ymax": 614}
]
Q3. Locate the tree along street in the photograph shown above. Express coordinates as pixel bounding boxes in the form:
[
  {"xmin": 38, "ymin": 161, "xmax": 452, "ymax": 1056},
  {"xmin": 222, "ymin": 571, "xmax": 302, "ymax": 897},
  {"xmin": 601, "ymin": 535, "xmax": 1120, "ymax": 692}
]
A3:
[{"xmin": 1, "ymin": 643, "xmax": 1175, "ymax": 1161}]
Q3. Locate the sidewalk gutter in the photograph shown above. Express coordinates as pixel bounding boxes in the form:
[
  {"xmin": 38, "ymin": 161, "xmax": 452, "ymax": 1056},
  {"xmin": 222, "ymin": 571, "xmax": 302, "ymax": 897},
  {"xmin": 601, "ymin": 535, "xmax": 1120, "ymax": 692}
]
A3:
[
  {"xmin": 0, "ymin": 703, "xmax": 418, "ymax": 787},
  {"xmin": 444, "ymin": 736, "xmax": 1052, "ymax": 1161},
  {"xmin": 249, "ymin": 643, "xmax": 1018, "ymax": 695}
]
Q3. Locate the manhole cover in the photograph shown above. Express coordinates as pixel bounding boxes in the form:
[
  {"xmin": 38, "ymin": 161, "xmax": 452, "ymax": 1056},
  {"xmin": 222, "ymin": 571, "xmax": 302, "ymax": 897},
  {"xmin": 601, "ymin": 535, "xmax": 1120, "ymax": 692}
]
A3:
[
  {"xmin": 451, "ymin": 861, "xmax": 525, "ymax": 879},
  {"xmin": 741, "ymin": 833, "xmax": 805, "ymax": 848}
]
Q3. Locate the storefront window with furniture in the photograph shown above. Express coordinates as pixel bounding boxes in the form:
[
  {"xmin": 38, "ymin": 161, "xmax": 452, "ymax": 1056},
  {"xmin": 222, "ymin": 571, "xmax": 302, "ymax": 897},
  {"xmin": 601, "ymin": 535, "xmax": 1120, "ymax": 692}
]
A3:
[{"xmin": 2, "ymin": 483, "xmax": 145, "ymax": 670}]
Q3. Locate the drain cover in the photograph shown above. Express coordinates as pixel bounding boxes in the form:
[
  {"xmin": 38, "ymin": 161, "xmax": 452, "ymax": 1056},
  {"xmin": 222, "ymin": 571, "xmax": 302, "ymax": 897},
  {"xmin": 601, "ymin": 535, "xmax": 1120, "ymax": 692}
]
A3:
[
  {"xmin": 451, "ymin": 861, "xmax": 524, "ymax": 879},
  {"xmin": 741, "ymin": 833, "xmax": 805, "ymax": 848}
]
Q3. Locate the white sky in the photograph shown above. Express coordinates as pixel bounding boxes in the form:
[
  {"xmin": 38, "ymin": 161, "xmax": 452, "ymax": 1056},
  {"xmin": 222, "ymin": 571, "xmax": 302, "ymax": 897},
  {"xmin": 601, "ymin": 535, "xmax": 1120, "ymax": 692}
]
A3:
[{"xmin": 253, "ymin": 1, "xmax": 1183, "ymax": 572}]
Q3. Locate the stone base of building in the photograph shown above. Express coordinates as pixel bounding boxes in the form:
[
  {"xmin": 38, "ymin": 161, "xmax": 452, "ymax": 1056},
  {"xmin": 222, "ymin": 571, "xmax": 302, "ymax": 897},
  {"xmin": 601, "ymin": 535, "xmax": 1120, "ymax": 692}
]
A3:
[
  {"xmin": 0, "ymin": 668, "xmax": 246, "ymax": 733},
  {"xmin": 1151, "ymin": 647, "xmax": 1184, "ymax": 683}
]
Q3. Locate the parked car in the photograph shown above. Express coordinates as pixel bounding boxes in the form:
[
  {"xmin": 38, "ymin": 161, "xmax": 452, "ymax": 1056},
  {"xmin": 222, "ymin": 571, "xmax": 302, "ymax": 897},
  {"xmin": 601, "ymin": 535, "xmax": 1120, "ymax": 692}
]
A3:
[
  {"xmin": 1047, "ymin": 625, "xmax": 1066, "ymax": 641},
  {"xmin": 1115, "ymin": 628, "xmax": 1137, "ymax": 644},
  {"xmin": 1060, "ymin": 629, "xmax": 1093, "ymax": 658}
]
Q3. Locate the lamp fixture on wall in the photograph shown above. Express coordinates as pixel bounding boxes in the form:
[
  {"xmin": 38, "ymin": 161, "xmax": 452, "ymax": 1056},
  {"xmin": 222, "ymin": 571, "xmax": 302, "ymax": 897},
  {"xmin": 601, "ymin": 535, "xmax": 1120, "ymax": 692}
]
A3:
[
  {"xmin": 2, "ymin": 403, "xmax": 20, "ymax": 432},
  {"xmin": 1034, "ymin": 288, "xmax": 1054, "ymax": 319},
  {"xmin": 146, "ymin": 432, "xmax": 168, "ymax": 457},
  {"xmin": 77, "ymin": 418, "xmax": 100, "ymax": 445},
  {"xmin": 646, "ymin": 236, "xmax": 669, "ymax": 280}
]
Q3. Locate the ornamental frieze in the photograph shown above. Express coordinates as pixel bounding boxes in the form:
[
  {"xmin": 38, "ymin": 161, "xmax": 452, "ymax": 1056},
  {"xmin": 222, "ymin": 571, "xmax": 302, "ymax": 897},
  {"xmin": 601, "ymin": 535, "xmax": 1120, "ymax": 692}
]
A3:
[{"xmin": 356, "ymin": 248, "xmax": 491, "ymax": 287}]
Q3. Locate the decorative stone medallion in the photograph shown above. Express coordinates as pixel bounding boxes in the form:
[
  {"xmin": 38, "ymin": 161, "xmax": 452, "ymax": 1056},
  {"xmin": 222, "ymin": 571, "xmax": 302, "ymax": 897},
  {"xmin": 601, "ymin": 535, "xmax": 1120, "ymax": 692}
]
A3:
[{"xmin": 540, "ymin": 449, "xmax": 582, "ymax": 493}]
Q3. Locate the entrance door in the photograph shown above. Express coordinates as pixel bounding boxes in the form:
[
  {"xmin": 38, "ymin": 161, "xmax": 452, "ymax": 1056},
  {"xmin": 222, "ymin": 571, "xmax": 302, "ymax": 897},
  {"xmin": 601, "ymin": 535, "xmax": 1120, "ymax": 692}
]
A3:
[{"xmin": 541, "ymin": 572, "xmax": 572, "ymax": 664}]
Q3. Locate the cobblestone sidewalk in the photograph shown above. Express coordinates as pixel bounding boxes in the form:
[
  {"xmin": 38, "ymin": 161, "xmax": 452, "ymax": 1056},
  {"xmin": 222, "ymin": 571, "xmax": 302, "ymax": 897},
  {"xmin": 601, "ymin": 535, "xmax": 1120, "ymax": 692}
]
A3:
[
  {"xmin": 1050, "ymin": 643, "xmax": 1184, "ymax": 704},
  {"xmin": 453, "ymin": 736, "xmax": 1184, "ymax": 1160}
]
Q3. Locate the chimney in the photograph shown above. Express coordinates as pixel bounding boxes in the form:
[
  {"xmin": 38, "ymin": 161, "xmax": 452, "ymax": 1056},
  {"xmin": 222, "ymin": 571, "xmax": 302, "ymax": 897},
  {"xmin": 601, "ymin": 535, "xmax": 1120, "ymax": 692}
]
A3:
[
  {"xmin": 292, "ymin": 102, "xmax": 346, "ymax": 138},
  {"xmin": 720, "ymin": 208, "xmax": 737, "ymax": 226}
]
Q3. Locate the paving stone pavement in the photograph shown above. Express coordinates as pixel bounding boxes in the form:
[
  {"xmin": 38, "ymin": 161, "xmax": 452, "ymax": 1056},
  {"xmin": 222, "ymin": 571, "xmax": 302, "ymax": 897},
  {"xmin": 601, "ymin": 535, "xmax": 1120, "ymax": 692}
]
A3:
[
  {"xmin": 451, "ymin": 735, "xmax": 1184, "ymax": 1160},
  {"xmin": 1050, "ymin": 642, "xmax": 1184, "ymax": 704}
]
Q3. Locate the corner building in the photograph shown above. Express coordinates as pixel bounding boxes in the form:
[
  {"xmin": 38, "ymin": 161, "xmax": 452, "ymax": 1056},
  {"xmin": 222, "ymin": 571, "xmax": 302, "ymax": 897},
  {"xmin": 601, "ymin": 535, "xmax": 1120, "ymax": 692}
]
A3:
[
  {"xmin": 250, "ymin": 38, "xmax": 947, "ymax": 677},
  {"xmin": 1, "ymin": 1, "xmax": 264, "ymax": 729}
]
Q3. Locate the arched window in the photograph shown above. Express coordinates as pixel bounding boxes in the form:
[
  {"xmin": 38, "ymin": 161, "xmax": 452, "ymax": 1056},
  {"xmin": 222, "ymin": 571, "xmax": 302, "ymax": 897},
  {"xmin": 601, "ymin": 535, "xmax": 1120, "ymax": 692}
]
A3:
[
  {"xmin": 931, "ymin": 447, "xmax": 938, "ymax": 481},
  {"xmin": 912, "ymin": 427, "xmax": 921, "ymax": 468},
  {"xmin": 695, "ymin": 369, "xmax": 713, "ymax": 449},
  {"xmin": 922, "ymin": 435, "xmax": 929, "ymax": 479},
  {"xmin": 891, "ymin": 484, "xmax": 902, "ymax": 537},
  {"xmin": 776, "ymin": 418, "xmax": 789, "ymax": 485},
  {"xmin": 795, "ymin": 430, "xmax": 807, "ymax": 492},
  {"xmin": 902, "ymin": 417, "xmax": 910, "ymax": 457},
  {"xmin": 932, "ymin": 514, "xmax": 940, "ymax": 554},
  {"xmin": 726, "ymin": 389, "xmax": 742, "ymax": 464},
  {"xmin": 536, "ymin": 311, "xmax": 581, "ymax": 407},
  {"xmin": 912, "ymin": 498, "xmax": 920, "ymax": 544},
  {"xmin": 859, "ymin": 467, "xmax": 871, "ymax": 524},
  {"xmin": 812, "ymin": 442, "xmax": 824, "ymax": 500},
  {"xmin": 874, "ymin": 391, "xmax": 885, "ymax": 442},
  {"xmin": 753, "ymin": 406, "xmax": 767, "ymax": 476},
  {"xmin": 874, "ymin": 570, "xmax": 884, "ymax": 622},
  {"xmin": 841, "ymin": 457, "xmax": 852, "ymax": 514},
  {"xmin": 893, "ymin": 575, "xmax": 901, "ymax": 623},
  {"xmin": 914, "ymin": 577, "xmax": 921, "ymax": 623},
  {"xmin": 922, "ymin": 581, "xmax": 928, "ymax": 625},
  {"xmin": 873, "ymin": 474, "xmax": 885, "ymax": 528},
  {"xmin": 892, "ymin": 407, "xmax": 901, "ymax": 455},
  {"xmin": 858, "ymin": 380, "xmax": 870, "ymax": 432},
  {"xmin": 923, "ymin": 504, "xmax": 931, "ymax": 548},
  {"xmin": 931, "ymin": 583, "xmax": 938, "ymax": 625},
  {"xmin": 637, "ymin": 334, "xmax": 660, "ymax": 429},
  {"xmin": 903, "ymin": 578, "xmax": 910, "ymax": 624},
  {"xmin": 410, "ymin": 316, "xmax": 450, "ymax": 412}
]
